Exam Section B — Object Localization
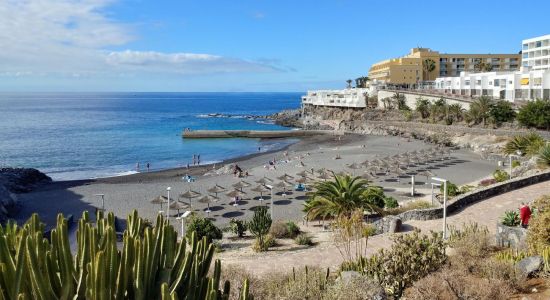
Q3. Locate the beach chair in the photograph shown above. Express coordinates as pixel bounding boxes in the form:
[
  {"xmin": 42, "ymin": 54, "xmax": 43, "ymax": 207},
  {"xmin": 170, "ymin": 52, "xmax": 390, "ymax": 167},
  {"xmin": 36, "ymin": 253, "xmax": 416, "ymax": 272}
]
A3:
[
  {"xmin": 182, "ymin": 175, "xmax": 196, "ymax": 183},
  {"xmin": 295, "ymin": 183, "xmax": 305, "ymax": 191}
]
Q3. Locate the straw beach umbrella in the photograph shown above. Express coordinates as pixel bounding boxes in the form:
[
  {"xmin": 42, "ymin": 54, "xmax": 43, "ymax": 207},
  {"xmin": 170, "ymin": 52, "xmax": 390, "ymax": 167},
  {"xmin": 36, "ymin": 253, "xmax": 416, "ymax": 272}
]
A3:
[
  {"xmin": 296, "ymin": 170, "xmax": 308, "ymax": 178},
  {"xmin": 274, "ymin": 180, "xmax": 293, "ymax": 197},
  {"xmin": 180, "ymin": 190, "xmax": 200, "ymax": 208},
  {"xmin": 317, "ymin": 172, "xmax": 331, "ymax": 181},
  {"xmin": 251, "ymin": 184, "xmax": 271, "ymax": 202},
  {"xmin": 255, "ymin": 176, "xmax": 273, "ymax": 185},
  {"xmin": 197, "ymin": 195, "xmax": 219, "ymax": 214},
  {"xmin": 207, "ymin": 184, "xmax": 226, "ymax": 198},
  {"xmin": 232, "ymin": 180, "xmax": 251, "ymax": 192},
  {"xmin": 417, "ymin": 170, "xmax": 436, "ymax": 184},
  {"xmin": 170, "ymin": 201, "xmax": 190, "ymax": 216},
  {"xmin": 277, "ymin": 173, "xmax": 294, "ymax": 181},
  {"xmin": 150, "ymin": 195, "xmax": 168, "ymax": 210},
  {"xmin": 226, "ymin": 190, "xmax": 245, "ymax": 206}
]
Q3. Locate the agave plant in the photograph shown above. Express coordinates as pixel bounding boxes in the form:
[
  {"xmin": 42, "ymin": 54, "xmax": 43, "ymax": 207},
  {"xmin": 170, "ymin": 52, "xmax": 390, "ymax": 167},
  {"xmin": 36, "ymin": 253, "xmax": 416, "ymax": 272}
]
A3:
[
  {"xmin": 537, "ymin": 143, "xmax": 550, "ymax": 168},
  {"xmin": 501, "ymin": 210, "xmax": 520, "ymax": 227},
  {"xmin": 503, "ymin": 133, "xmax": 545, "ymax": 156}
]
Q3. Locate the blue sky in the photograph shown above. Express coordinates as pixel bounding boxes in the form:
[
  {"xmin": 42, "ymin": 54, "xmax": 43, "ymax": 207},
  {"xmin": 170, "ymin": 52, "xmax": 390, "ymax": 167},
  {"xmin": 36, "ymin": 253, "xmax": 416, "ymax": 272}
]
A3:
[{"xmin": 1, "ymin": 0, "xmax": 549, "ymax": 92}]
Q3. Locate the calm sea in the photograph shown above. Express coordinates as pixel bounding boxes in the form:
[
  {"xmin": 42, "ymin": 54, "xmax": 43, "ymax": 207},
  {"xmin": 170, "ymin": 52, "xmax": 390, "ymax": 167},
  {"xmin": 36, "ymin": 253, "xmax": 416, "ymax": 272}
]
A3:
[{"xmin": 0, "ymin": 93, "xmax": 301, "ymax": 180}]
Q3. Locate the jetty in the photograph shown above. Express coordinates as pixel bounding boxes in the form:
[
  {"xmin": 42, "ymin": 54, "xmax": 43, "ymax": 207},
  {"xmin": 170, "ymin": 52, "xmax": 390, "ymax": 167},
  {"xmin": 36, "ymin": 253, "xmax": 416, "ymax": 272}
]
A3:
[{"xmin": 182, "ymin": 129, "xmax": 334, "ymax": 139}]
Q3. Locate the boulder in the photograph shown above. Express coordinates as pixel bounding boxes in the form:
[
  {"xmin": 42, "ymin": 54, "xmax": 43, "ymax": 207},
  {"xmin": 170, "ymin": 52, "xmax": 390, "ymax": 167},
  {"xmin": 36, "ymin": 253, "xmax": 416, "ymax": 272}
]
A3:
[{"xmin": 517, "ymin": 256, "xmax": 543, "ymax": 276}]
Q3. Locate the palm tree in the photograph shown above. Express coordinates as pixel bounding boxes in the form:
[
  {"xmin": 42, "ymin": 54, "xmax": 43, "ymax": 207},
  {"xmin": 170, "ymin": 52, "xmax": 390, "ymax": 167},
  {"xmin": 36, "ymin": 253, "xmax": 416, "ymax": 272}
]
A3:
[
  {"xmin": 446, "ymin": 103, "xmax": 464, "ymax": 124},
  {"xmin": 468, "ymin": 96, "xmax": 493, "ymax": 125},
  {"xmin": 422, "ymin": 59, "xmax": 436, "ymax": 81},
  {"xmin": 303, "ymin": 174, "xmax": 380, "ymax": 221},
  {"xmin": 355, "ymin": 76, "xmax": 370, "ymax": 88},
  {"xmin": 415, "ymin": 97, "xmax": 430, "ymax": 119},
  {"xmin": 474, "ymin": 59, "xmax": 493, "ymax": 72},
  {"xmin": 346, "ymin": 79, "xmax": 353, "ymax": 89},
  {"xmin": 392, "ymin": 93, "xmax": 407, "ymax": 110}
]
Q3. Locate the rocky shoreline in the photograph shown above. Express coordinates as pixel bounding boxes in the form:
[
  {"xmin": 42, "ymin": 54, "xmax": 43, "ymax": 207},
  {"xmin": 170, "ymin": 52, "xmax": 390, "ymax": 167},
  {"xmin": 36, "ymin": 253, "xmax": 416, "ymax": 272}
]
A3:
[{"xmin": 0, "ymin": 168, "xmax": 51, "ymax": 222}]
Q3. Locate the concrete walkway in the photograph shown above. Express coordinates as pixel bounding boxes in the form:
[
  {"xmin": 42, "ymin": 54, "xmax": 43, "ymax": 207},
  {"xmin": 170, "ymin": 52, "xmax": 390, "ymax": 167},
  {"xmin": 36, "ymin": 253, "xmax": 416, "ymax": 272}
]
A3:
[{"xmin": 218, "ymin": 180, "xmax": 550, "ymax": 276}]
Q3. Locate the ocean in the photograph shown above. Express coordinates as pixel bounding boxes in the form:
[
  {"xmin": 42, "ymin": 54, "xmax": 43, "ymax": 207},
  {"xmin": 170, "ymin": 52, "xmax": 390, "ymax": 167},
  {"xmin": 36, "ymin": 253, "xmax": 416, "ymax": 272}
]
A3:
[{"xmin": 0, "ymin": 92, "xmax": 301, "ymax": 181}]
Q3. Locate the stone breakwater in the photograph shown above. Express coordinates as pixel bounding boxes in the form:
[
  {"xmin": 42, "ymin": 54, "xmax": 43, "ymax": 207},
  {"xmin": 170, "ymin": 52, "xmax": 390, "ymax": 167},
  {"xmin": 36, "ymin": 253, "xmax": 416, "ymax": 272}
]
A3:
[{"xmin": 0, "ymin": 168, "xmax": 51, "ymax": 222}]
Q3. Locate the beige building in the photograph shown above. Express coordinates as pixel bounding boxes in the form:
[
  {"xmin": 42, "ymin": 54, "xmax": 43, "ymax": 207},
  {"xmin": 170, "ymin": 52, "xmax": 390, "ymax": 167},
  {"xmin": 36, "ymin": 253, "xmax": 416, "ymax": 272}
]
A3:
[{"xmin": 368, "ymin": 48, "xmax": 521, "ymax": 85}]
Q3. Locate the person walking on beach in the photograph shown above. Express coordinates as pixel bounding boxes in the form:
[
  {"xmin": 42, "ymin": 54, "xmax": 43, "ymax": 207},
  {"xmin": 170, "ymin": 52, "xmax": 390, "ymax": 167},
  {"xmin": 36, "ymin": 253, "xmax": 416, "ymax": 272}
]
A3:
[
  {"xmin": 197, "ymin": 154, "xmax": 201, "ymax": 165},
  {"xmin": 146, "ymin": 162, "xmax": 150, "ymax": 172},
  {"xmin": 192, "ymin": 154, "xmax": 196, "ymax": 166},
  {"xmin": 519, "ymin": 202, "xmax": 532, "ymax": 228}
]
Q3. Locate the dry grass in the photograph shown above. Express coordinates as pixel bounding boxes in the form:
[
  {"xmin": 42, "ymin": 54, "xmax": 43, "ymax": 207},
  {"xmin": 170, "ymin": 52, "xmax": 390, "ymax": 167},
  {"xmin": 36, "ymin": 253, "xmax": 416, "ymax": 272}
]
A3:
[{"xmin": 384, "ymin": 200, "xmax": 434, "ymax": 215}]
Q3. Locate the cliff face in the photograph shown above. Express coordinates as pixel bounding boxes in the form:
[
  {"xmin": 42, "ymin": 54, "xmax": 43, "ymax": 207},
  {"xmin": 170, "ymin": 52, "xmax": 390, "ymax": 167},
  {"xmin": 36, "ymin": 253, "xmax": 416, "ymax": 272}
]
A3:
[{"xmin": 0, "ymin": 168, "xmax": 51, "ymax": 222}]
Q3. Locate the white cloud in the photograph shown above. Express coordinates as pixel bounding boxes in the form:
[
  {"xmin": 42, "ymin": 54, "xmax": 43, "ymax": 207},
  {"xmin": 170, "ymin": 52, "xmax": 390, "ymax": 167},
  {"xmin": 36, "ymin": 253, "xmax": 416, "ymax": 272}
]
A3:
[{"xmin": 0, "ymin": 0, "xmax": 279, "ymax": 79}]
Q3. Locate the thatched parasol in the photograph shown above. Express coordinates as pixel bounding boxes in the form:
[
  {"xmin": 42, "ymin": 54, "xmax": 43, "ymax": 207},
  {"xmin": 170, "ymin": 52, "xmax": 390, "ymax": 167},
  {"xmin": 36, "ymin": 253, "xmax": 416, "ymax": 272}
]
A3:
[
  {"xmin": 250, "ymin": 184, "xmax": 271, "ymax": 201},
  {"xmin": 169, "ymin": 201, "xmax": 190, "ymax": 216},
  {"xmin": 277, "ymin": 173, "xmax": 294, "ymax": 181},
  {"xmin": 179, "ymin": 190, "xmax": 201, "ymax": 208},
  {"xmin": 197, "ymin": 195, "xmax": 219, "ymax": 213},
  {"xmin": 255, "ymin": 176, "xmax": 273, "ymax": 185},
  {"xmin": 417, "ymin": 170, "xmax": 435, "ymax": 184}
]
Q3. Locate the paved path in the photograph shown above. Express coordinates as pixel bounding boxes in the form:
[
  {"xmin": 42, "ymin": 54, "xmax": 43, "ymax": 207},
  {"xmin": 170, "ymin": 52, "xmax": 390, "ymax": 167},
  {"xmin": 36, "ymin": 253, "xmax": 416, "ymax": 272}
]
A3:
[{"xmin": 218, "ymin": 180, "xmax": 550, "ymax": 276}]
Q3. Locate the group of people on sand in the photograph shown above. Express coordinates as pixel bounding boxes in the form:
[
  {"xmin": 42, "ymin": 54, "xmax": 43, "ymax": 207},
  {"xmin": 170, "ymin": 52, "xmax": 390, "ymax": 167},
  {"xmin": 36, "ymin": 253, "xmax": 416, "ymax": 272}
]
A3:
[
  {"xmin": 135, "ymin": 162, "xmax": 151, "ymax": 172},
  {"xmin": 233, "ymin": 164, "xmax": 249, "ymax": 177}
]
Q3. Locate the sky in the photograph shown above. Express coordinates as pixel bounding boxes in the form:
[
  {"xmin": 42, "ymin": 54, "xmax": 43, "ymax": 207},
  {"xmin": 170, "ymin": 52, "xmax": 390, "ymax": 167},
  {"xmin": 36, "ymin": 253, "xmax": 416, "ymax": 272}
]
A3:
[{"xmin": 1, "ymin": 0, "xmax": 549, "ymax": 92}]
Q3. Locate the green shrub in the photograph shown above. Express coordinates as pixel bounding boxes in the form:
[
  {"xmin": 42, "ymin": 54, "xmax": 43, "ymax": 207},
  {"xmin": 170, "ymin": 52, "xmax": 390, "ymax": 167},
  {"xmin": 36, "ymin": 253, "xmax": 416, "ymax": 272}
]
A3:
[
  {"xmin": 493, "ymin": 169, "xmax": 509, "ymax": 182},
  {"xmin": 363, "ymin": 186, "xmax": 386, "ymax": 208},
  {"xmin": 494, "ymin": 249, "xmax": 527, "ymax": 264},
  {"xmin": 342, "ymin": 230, "xmax": 446, "ymax": 298},
  {"xmin": 459, "ymin": 185, "xmax": 475, "ymax": 194},
  {"xmin": 527, "ymin": 197, "xmax": 550, "ymax": 254},
  {"xmin": 385, "ymin": 200, "xmax": 433, "ymax": 215},
  {"xmin": 384, "ymin": 196, "xmax": 399, "ymax": 209},
  {"xmin": 503, "ymin": 133, "xmax": 545, "ymax": 156},
  {"xmin": 489, "ymin": 100, "xmax": 516, "ymax": 125},
  {"xmin": 501, "ymin": 210, "xmax": 520, "ymax": 227},
  {"xmin": 228, "ymin": 218, "xmax": 247, "ymax": 237},
  {"xmin": 440, "ymin": 181, "xmax": 459, "ymax": 197},
  {"xmin": 248, "ymin": 206, "xmax": 272, "ymax": 252},
  {"xmin": 269, "ymin": 221, "xmax": 289, "ymax": 238},
  {"xmin": 511, "ymin": 160, "xmax": 521, "ymax": 168},
  {"xmin": 186, "ymin": 215, "xmax": 223, "ymax": 242},
  {"xmin": 294, "ymin": 233, "xmax": 313, "ymax": 246},
  {"xmin": 537, "ymin": 144, "xmax": 550, "ymax": 169},
  {"xmin": 517, "ymin": 98, "xmax": 550, "ymax": 129},
  {"xmin": 285, "ymin": 221, "xmax": 301, "ymax": 238}
]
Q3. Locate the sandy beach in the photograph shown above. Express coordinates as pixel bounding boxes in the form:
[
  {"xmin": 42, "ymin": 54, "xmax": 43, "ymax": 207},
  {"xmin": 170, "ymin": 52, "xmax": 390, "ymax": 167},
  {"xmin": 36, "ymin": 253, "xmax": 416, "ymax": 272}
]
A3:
[{"xmin": 15, "ymin": 133, "xmax": 498, "ymax": 230}]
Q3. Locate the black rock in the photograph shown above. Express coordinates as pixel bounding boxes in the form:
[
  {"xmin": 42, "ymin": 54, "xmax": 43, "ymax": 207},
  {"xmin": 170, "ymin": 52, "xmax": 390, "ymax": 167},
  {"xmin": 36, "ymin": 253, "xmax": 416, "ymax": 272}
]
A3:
[{"xmin": 0, "ymin": 167, "xmax": 52, "ymax": 193}]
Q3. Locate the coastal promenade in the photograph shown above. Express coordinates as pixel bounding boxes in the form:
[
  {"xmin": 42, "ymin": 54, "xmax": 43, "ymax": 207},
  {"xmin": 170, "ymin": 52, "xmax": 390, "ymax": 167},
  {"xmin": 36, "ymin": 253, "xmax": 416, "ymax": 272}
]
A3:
[{"xmin": 182, "ymin": 129, "xmax": 335, "ymax": 139}]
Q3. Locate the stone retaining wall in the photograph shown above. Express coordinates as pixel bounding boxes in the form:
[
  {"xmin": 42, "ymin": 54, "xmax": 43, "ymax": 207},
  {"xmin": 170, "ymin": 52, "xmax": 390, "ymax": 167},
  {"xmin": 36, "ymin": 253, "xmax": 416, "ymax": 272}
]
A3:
[
  {"xmin": 496, "ymin": 223, "xmax": 527, "ymax": 249},
  {"xmin": 389, "ymin": 169, "xmax": 550, "ymax": 223}
]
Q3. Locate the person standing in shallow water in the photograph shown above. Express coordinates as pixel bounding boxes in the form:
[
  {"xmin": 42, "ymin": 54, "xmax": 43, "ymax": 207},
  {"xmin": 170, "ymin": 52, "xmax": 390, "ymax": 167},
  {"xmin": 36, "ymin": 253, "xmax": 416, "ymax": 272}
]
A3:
[{"xmin": 146, "ymin": 162, "xmax": 150, "ymax": 172}]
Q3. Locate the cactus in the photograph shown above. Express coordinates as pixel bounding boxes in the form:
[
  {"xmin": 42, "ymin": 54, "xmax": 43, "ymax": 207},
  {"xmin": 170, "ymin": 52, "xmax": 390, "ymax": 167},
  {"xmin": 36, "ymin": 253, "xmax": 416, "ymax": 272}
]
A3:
[
  {"xmin": 247, "ymin": 207, "xmax": 272, "ymax": 252},
  {"xmin": 0, "ymin": 210, "xmax": 252, "ymax": 300}
]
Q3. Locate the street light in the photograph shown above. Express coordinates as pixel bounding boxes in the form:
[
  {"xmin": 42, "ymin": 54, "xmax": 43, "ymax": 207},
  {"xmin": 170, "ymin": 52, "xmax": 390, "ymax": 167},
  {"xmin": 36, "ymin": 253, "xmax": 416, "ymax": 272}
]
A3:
[
  {"xmin": 410, "ymin": 175, "xmax": 415, "ymax": 196},
  {"xmin": 166, "ymin": 187, "xmax": 171, "ymax": 220},
  {"xmin": 432, "ymin": 177, "xmax": 448, "ymax": 239},
  {"xmin": 176, "ymin": 210, "xmax": 191, "ymax": 241},
  {"xmin": 509, "ymin": 150, "xmax": 522, "ymax": 179},
  {"xmin": 94, "ymin": 194, "xmax": 105, "ymax": 211},
  {"xmin": 430, "ymin": 183, "xmax": 441, "ymax": 206}
]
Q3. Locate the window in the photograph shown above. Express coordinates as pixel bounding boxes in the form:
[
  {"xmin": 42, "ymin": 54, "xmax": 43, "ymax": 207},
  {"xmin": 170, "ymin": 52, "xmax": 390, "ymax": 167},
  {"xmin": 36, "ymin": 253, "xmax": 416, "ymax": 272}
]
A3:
[
  {"xmin": 489, "ymin": 81, "xmax": 493, "ymax": 85},
  {"xmin": 494, "ymin": 79, "xmax": 499, "ymax": 87},
  {"xmin": 523, "ymin": 44, "xmax": 529, "ymax": 50},
  {"xmin": 523, "ymin": 53, "xmax": 528, "ymax": 58},
  {"xmin": 476, "ymin": 80, "xmax": 481, "ymax": 85},
  {"xmin": 465, "ymin": 80, "xmax": 470, "ymax": 85},
  {"xmin": 536, "ymin": 41, "xmax": 542, "ymax": 47}
]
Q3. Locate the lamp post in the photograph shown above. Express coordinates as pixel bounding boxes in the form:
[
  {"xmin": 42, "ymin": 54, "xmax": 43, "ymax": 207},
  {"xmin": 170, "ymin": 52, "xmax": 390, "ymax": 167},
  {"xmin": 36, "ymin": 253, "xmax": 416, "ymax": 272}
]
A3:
[
  {"xmin": 432, "ymin": 177, "xmax": 448, "ymax": 239},
  {"xmin": 94, "ymin": 194, "xmax": 105, "ymax": 211},
  {"xmin": 410, "ymin": 175, "xmax": 415, "ymax": 196},
  {"xmin": 166, "ymin": 187, "xmax": 171, "ymax": 220},
  {"xmin": 509, "ymin": 151, "xmax": 522, "ymax": 179},
  {"xmin": 430, "ymin": 183, "xmax": 441, "ymax": 206},
  {"xmin": 176, "ymin": 211, "xmax": 191, "ymax": 241}
]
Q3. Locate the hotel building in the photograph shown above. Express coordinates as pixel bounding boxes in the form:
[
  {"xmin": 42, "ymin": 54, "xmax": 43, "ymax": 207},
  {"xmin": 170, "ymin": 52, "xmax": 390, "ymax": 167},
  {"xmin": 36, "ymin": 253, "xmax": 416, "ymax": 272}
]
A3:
[
  {"xmin": 368, "ymin": 48, "xmax": 521, "ymax": 85},
  {"xmin": 301, "ymin": 88, "xmax": 370, "ymax": 108},
  {"xmin": 434, "ymin": 34, "xmax": 550, "ymax": 102},
  {"xmin": 522, "ymin": 34, "xmax": 550, "ymax": 71}
]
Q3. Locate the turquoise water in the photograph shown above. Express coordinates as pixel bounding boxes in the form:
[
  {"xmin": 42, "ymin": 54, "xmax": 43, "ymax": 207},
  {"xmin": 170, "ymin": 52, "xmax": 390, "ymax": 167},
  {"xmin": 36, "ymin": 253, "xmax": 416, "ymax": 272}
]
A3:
[{"xmin": 0, "ymin": 93, "xmax": 301, "ymax": 180}]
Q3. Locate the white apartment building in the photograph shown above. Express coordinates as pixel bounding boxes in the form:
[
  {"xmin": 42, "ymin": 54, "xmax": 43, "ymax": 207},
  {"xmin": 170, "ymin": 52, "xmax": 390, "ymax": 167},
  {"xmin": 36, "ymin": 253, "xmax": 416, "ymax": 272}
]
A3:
[
  {"xmin": 301, "ymin": 88, "xmax": 369, "ymax": 108},
  {"xmin": 434, "ymin": 67, "xmax": 550, "ymax": 102},
  {"xmin": 522, "ymin": 34, "xmax": 550, "ymax": 71}
]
